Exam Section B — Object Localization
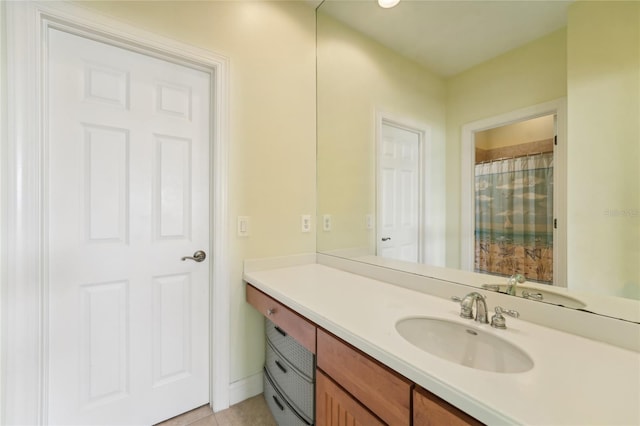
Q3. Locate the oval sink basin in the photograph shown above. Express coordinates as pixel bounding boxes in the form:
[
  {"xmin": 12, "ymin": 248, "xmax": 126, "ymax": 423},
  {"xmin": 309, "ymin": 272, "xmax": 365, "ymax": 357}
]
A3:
[{"xmin": 396, "ymin": 317, "xmax": 533, "ymax": 373}]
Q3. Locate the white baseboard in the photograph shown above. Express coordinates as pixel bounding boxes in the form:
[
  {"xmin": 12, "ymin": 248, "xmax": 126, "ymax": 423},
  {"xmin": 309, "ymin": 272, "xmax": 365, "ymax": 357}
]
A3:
[{"xmin": 228, "ymin": 371, "xmax": 264, "ymax": 407}]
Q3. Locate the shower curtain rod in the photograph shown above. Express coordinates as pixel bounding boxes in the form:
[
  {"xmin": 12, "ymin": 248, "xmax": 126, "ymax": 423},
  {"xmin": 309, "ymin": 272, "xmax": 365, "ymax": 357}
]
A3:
[{"xmin": 477, "ymin": 150, "xmax": 553, "ymax": 165}]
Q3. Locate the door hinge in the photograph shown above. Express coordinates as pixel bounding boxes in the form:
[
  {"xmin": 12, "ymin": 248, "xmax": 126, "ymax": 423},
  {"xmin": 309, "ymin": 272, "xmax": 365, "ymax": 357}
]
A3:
[
  {"xmin": 554, "ymin": 135, "xmax": 558, "ymax": 145},
  {"xmin": 554, "ymin": 218, "xmax": 558, "ymax": 229}
]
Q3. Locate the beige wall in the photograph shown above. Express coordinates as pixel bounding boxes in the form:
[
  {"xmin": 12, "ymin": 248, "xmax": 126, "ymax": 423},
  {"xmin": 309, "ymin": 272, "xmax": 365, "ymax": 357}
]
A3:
[
  {"xmin": 475, "ymin": 115, "xmax": 555, "ymax": 150},
  {"xmin": 567, "ymin": 1, "xmax": 640, "ymax": 298},
  {"xmin": 445, "ymin": 29, "xmax": 567, "ymax": 267},
  {"xmin": 78, "ymin": 1, "xmax": 317, "ymax": 385},
  {"xmin": 317, "ymin": 12, "xmax": 446, "ymax": 255}
]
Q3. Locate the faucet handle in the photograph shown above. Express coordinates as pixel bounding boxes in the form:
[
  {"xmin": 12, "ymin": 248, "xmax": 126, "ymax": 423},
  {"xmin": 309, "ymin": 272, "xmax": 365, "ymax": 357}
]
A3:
[
  {"xmin": 452, "ymin": 295, "xmax": 474, "ymax": 318},
  {"xmin": 522, "ymin": 290, "xmax": 543, "ymax": 301},
  {"xmin": 451, "ymin": 296, "xmax": 473, "ymax": 318},
  {"xmin": 491, "ymin": 306, "xmax": 520, "ymax": 329},
  {"xmin": 452, "ymin": 293, "xmax": 486, "ymax": 320}
]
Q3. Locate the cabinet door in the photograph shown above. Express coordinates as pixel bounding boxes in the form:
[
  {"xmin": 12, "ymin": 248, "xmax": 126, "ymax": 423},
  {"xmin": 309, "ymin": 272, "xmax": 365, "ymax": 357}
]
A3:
[
  {"xmin": 413, "ymin": 386, "xmax": 484, "ymax": 426},
  {"xmin": 316, "ymin": 370, "xmax": 384, "ymax": 426}
]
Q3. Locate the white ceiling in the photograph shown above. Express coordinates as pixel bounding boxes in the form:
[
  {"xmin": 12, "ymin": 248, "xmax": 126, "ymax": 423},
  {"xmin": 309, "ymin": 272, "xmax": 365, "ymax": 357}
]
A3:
[{"xmin": 318, "ymin": 0, "xmax": 572, "ymax": 77}]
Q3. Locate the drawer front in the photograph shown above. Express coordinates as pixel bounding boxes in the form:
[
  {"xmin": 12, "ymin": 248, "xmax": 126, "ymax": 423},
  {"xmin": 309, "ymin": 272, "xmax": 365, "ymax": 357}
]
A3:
[
  {"xmin": 264, "ymin": 368, "xmax": 313, "ymax": 426},
  {"xmin": 266, "ymin": 318, "xmax": 315, "ymax": 381},
  {"xmin": 266, "ymin": 340, "xmax": 315, "ymax": 422},
  {"xmin": 316, "ymin": 329, "xmax": 412, "ymax": 426},
  {"xmin": 246, "ymin": 284, "xmax": 316, "ymax": 353}
]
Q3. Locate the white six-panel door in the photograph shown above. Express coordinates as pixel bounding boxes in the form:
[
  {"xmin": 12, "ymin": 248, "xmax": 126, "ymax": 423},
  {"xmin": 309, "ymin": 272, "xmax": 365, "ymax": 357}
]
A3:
[
  {"xmin": 377, "ymin": 122, "xmax": 421, "ymax": 263},
  {"xmin": 47, "ymin": 28, "xmax": 210, "ymax": 425}
]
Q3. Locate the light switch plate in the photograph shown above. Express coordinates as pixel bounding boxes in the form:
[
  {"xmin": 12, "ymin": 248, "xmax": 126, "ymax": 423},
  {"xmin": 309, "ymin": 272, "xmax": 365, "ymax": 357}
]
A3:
[{"xmin": 237, "ymin": 216, "xmax": 250, "ymax": 237}]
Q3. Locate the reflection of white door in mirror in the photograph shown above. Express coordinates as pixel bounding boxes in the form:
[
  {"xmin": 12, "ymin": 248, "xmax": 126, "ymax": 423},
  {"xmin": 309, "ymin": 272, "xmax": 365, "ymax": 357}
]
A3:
[{"xmin": 377, "ymin": 118, "xmax": 423, "ymax": 262}]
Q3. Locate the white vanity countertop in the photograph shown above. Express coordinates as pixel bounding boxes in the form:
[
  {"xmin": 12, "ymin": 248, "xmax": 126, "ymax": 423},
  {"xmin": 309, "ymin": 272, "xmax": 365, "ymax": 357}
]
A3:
[{"xmin": 244, "ymin": 263, "xmax": 640, "ymax": 426}]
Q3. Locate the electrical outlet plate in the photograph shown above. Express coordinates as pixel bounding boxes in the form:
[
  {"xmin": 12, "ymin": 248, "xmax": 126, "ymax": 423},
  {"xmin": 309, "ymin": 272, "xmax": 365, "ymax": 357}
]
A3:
[
  {"xmin": 301, "ymin": 214, "xmax": 311, "ymax": 233},
  {"xmin": 323, "ymin": 214, "xmax": 332, "ymax": 231}
]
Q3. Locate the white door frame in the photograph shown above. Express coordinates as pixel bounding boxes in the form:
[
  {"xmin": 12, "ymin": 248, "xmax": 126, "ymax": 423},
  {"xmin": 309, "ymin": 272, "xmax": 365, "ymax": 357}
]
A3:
[
  {"xmin": 460, "ymin": 98, "xmax": 567, "ymax": 286},
  {"xmin": 375, "ymin": 110, "xmax": 433, "ymax": 264},
  {"xmin": 2, "ymin": 2, "xmax": 230, "ymax": 424}
]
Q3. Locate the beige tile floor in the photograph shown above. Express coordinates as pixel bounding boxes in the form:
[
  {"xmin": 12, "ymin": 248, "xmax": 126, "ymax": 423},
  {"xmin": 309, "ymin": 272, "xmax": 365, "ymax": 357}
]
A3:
[{"xmin": 156, "ymin": 394, "xmax": 277, "ymax": 426}]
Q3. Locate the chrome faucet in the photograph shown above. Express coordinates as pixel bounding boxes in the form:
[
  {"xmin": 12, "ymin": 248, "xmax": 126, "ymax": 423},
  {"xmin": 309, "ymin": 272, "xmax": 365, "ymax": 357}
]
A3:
[
  {"xmin": 506, "ymin": 273, "xmax": 525, "ymax": 296},
  {"xmin": 452, "ymin": 292, "xmax": 489, "ymax": 324}
]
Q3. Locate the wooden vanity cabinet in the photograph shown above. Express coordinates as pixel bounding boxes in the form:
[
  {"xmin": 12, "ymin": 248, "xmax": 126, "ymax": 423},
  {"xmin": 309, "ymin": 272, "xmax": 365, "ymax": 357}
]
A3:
[
  {"xmin": 246, "ymin": 283, "xmax": 484, "ymax": 426},
  {"xmin": 413, "ymin": 386, "xmax": 484, "ymax": 426}
]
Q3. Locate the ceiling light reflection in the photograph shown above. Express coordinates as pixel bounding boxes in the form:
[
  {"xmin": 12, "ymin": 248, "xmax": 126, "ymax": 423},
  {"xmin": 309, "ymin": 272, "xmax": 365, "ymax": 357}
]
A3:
[{"xmin": 378, "ymin": 0, "xmax": 400, "ymax": 9}]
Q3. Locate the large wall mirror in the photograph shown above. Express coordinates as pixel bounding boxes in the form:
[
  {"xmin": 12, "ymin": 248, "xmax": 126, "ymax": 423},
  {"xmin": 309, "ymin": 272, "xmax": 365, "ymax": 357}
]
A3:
[{"xmin": 316, "ymin": 0, "xmax": 639, "ymax": 323}]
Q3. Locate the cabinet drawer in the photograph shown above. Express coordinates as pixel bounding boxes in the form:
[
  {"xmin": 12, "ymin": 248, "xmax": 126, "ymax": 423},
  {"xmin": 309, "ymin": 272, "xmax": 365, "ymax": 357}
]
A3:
[
  {"xmin": 316, "ymin": 370, "xmax": 384, "ymax": 426},
  {"xmin": 266, "ymin": 318, "xmax": 315, "ymax": 380},
  {"xmin": 413, "ymin": 386, "xmax": 483, "ymax": 426},
  {"xmin": 264, "ymin": 368, "xmax": 313, "ymax": 426},
  {"xmin": 316, "ymin": 329, "xmax": 411, "ymax": 426},
  {"xmin": 246, "ymin": 284, "xmax": 316, "ymax": 353},
  {"xmin": 266, "ymin": 341, "xmax": 315, "ymax": 423}
]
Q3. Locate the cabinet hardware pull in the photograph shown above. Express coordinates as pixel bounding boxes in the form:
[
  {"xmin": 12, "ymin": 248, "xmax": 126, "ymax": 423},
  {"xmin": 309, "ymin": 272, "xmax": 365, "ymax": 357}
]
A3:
[
  {"xmin": 274, "ymin": 359, "xmax": 287, "ymax": 374},
  {"xmin": 272, "ymin": 395, "xmax": 284, "ymax": 411},
  {"xmin": 274, "ymin": 326, "xmax": 287, "ymax": 337},
  {"xmin": 266, "ymin": 308, "xmax": 276, "ymax": 316}
]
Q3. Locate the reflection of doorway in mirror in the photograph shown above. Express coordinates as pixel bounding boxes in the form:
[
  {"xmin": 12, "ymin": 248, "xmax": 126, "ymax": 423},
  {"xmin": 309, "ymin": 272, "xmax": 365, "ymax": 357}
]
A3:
[
  {"xmin": 474, "ymin": 115, "xmax": 555, "ymax": 284},
  {"xmin": 377, "ymin": 118, "xmax": 425, "ymax": 263},
  {"xmin": 461, "ymin": 99, "xmax": 567, "ymax": 287}
]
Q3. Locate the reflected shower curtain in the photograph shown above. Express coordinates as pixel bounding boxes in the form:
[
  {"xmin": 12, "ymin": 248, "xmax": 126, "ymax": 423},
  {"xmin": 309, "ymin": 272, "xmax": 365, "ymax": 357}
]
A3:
[{"xmin": 474, "ymin": 153, "xmax": 553, "ymax": 284}]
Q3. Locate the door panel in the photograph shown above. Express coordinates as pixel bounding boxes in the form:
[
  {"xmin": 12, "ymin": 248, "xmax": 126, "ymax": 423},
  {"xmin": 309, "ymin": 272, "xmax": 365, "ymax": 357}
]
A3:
[
  {"xmin": 84, "ymin": 124, "xmax": 130, "ymax": 242},
  {"xmin": 80, "ymin": 280, "xmax": 129, "ymax": 407},
  {"xmin": 152, "ymin": 273, "xmax": 192, "ymax": 386},
  {"xmin": 377, "ymin": 122, "xmax": 421, "ymax": 263},
  {"xmin": 48, "ymin": 28, "xmax": 210, "ymax": 425}
]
